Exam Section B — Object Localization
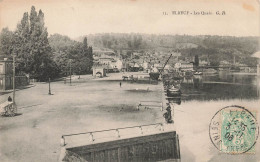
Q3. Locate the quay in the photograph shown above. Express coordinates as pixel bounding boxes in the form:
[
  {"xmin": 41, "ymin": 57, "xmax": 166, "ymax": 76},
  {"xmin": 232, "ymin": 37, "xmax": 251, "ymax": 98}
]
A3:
[{"xmin": 59, "ymin": 123, "xmax": 180, "ymax": 162}]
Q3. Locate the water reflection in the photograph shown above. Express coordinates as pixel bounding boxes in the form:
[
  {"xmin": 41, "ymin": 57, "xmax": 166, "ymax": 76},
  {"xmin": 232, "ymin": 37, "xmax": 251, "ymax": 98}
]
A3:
[
  {"xmin": 168, "ymin": 97, "xmax": 182, "ymax": 105},
  {"xmin": 169, "ymin": 72, "xmax": 260, "ymax": 162},
  {"xmin": 256, "ymin": 75, "xmax": 260, "ymax": 97},
  {"xmin": 179, "ymin": 72, "xmax": 260, "ymax": 101}
]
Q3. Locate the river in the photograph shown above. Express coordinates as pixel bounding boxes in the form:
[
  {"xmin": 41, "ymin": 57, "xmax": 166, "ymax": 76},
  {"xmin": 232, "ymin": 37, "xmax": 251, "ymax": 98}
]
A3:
[{"xmin": 172, "ymin": 72, "xmax": 260, "ymax": 162}]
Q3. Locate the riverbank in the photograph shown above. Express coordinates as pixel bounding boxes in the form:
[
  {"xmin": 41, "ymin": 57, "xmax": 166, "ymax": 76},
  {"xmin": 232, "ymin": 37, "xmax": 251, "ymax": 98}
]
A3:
[
  {"xmin": 0, "ymin": 73, "xmax": 165, "ymax": 162},
  {"xmin": 1, "ymin": 72, "xmax": 259, "ymax": 162}
]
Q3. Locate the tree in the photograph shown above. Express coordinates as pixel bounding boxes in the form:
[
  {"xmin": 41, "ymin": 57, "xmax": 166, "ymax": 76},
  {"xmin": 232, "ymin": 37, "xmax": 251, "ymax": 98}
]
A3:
[
  {"xmin": 49, "ymin": 35, "xmax": 93, "ymax": 77},
  {"xmin": 62, "ymin": 37, "xmax": 93, "ymax": 77},
  {"xmin": 76, "ymin": 37, "xmax": 93, "ymax": 76},
  {"xmin": 13, "ymin": 6, "xmax": 59, "ymax": 81},
  {"xmin": 0, "ymin": 28, "xmax": 14, "ymax": 58},
  {"xmin": 194, "ymin": 55, "xmax": 199, "ymax": 67},
  {"xmin": 13, "ymin": 12, "xmax": 32, "ymax": 73},
  {"xmin": 83, "ymin": 37, "xmax": 88, "ymax": 52},
  {"xmin": 49, "ymin": 34, "xmax": 77, "ymax": 76}
]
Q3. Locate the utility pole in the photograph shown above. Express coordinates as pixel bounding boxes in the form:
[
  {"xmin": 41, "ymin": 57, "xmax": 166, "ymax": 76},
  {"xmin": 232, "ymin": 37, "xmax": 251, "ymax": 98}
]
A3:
[
  {"xmin": 48, "ymin": 77, "xmax": 51, "ymax": 95},
  {"xmin": 12, "ymin": 55, "xmax": 16, "ymax": 104},
  {"xmin": 70, "ymin": 59, "xmax": 72, "ymax": 85}
]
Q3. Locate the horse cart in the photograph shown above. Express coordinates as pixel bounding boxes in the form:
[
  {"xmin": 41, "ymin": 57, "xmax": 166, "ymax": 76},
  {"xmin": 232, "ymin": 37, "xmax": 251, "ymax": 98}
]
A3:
[{"xmin": 0, "ymin": 101, "xmax": 17, "ymax": 117}]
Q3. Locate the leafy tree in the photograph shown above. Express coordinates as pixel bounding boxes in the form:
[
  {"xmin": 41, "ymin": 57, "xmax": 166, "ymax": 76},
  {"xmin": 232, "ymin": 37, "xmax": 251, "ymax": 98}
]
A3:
[
  {"xmin": 75, "ymin": 37, "xmax": 93, "ymax": 76},
  {"xmin": 0, "ymin": 28, "xmax": 14, "ymax": 58},
  {"xmin": 194, "ymin": 55, "xmax": 199, "ymax": 67},
  {"xmin": 49, "ymin": 34, "xmax": 78, "ymax": 76},
  {"xmin": 11, "ymin": 6, "xmax": 60, "ymax": 81},
  {"xmin": 50, "ymin": 35, "xmax": 93, "ymax": 77}
]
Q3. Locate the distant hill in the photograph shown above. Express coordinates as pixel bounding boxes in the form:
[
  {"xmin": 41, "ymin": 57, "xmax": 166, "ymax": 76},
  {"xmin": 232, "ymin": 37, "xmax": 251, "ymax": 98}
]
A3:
[
  {"xmin": 76, "ymin": 33, "xmax": 259, "ymax": 66},
  {"xmin": 76, "ymin": 34, "xmax": 257, "ymax": 52}
]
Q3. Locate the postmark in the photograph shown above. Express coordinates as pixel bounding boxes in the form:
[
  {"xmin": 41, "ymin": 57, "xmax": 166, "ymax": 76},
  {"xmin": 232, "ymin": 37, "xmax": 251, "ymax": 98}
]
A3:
[{"xmin": 209, "ymin": 105, "xmax": 259, "ymax": 154}]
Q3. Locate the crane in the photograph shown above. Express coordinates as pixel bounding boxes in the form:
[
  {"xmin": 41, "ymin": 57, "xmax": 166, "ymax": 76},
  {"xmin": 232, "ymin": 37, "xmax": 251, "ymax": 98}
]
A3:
[{"xmin": 159, "ymin": 54, "xmax": 173, "ymax": 75}]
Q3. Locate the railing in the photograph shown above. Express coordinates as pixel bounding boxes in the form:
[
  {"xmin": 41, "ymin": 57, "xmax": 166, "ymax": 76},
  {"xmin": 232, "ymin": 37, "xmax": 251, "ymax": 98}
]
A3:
[
  {"xmin": 61, "ymin": 123, "xmax": 164, "ymax": 146},
  {"xmin": 137, "ymin": 101, "xmax": 163, "ymax": 111}
]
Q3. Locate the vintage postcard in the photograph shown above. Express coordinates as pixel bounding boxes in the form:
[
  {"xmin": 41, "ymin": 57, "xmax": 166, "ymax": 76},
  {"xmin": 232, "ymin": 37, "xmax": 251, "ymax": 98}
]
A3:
[{"xmin": 0, "ymin": 0, "xmax": 259, "ymax": 161}]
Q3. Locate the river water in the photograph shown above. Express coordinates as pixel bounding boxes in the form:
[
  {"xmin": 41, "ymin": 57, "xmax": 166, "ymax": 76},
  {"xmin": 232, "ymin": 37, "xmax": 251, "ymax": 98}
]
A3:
[{"xmin": 172, "ymin": 72, "xmax": 260, "ymax": 162}]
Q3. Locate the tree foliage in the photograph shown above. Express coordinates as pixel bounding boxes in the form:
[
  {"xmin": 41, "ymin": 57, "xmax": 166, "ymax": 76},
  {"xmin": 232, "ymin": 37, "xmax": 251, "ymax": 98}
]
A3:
[
  {"xmin": 0, "ymin": 6, "xmax": 60, "ymax": 81},
  {"xmin": 0, "ymin": 28, "xmax": 14, "ymax": 58},
  {"xmin": 49, "ymin": 34, "xmax": 93, "ymax": 76}
]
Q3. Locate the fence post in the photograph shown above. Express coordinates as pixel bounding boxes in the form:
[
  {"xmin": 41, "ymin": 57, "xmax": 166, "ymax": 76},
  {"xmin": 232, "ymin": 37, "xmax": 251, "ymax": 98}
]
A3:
[
  {"xmin": 116, "ymin": 129, "xmax": 120, "ymax": 138},
  {"xmin": 89, "ymin": 132, "xmax": 94, "ymax": 141},
  {"xmin": 139, "ymin": 126, "xmax": 143, "ymax": 134},
  {"xmin": 160, "ymin": 124, "xmax": 164, "ymax": 131},
  {"xmin": 60, "ymin": 136, "xmax": 66, "ymax": 146}
]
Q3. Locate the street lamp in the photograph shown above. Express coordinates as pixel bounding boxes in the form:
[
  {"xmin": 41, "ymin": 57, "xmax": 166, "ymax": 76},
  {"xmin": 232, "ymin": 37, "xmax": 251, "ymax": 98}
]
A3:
[
  {"xmin": 12, "ymin": 55, "xmax": 16, "ymax": 104},
  {"xmin": 48, "ymin": 77, "xmax": 52, "ymax": 95},
  {"xmin": 69, "ymin": 59, "xmax": 72, "ymax": 85}
]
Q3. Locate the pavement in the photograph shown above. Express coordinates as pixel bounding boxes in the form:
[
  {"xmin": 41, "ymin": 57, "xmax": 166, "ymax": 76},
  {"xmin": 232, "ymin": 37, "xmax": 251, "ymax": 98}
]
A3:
[
  {"xmin": 0, "ymin": 84, "xmax": 36, "ymax": 95},
  {"xmin": 2, "ymin": 72, "xmax": 258, "ymax": 162},
  {"xmin": 0, "ymin": 73, "xmax": 166, "ymax": 162}
]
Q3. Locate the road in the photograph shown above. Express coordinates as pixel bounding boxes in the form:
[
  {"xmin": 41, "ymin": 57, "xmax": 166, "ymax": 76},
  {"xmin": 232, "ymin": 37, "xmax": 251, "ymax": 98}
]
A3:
[{"xmin": 0, "ymin": 73, "xmax": 164, "ymax": 162}]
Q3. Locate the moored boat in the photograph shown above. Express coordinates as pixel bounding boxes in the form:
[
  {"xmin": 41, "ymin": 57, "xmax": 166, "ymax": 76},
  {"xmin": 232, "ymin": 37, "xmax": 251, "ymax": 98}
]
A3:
[
  {"xmin": 167, "ymin": 86, "xmax": 181, "ymax": 97},
  {"xmin": 203, "ymin": 68, "xmax": 217, "ymax": 74},
  {"xmin": 149, "ymin": 72, "xmax": 160, "ymax": 80},
  {"xmin": 194, "ymin": 71, "xmax": 203, "ymax": 75}
]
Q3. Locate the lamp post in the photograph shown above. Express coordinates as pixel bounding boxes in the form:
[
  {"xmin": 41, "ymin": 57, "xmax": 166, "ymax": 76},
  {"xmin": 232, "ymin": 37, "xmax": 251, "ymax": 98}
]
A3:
[
  {"xmin": 48, "ymin": 77, "xmax": 52, "ymax": 95},
  {"xmin": 69, "ymin": 59, "xmax": 72, "ymax": 85},
  {"xmin": 12, "ymin": 55, "xmax": 16, "ymax": 104}
]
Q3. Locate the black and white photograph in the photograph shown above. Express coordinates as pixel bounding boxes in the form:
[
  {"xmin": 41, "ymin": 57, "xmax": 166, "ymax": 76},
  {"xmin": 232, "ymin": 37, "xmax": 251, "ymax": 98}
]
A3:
[{"xmin": 0, "ymin": 0, "xmax": 260, "ymax": 161}]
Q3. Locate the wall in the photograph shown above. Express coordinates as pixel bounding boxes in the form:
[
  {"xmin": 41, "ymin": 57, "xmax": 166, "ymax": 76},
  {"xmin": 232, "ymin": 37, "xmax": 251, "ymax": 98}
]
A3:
[
  {"xmin": 0, "ymin": 76, "xmax": 29, "ymax": 91},
  {"xmin": 62, "ymin": 131, "xmax": 180, "ymax": 162}
]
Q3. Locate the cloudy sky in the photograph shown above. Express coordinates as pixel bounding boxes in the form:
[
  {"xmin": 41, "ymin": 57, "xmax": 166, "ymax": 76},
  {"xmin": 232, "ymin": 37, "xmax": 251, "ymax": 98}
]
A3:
[{"xmin": 0, "ymin": 0, "xmax": 259, "ymax": 39}]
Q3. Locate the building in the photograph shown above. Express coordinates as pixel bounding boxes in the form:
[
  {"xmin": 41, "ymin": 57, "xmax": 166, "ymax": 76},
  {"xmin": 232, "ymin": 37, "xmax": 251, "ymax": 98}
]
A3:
[
  {"xmin": 0, "ymin": 58, "xmax": 29, "ymax": 91},
  {"xmin": 164, "ymin": 65, "xmax": 172, "ymax": 71},
  {"xmin": 98, "ymin": 58, "xmax": 113, "ymax": 65},
  {"xmin": 199, "ymin": 60, "xmax": 209, "ymax": 67},
  {"xmin": 110, "ymin": 59, "xmax": 123, "ymax": 71},
  {"xmin": 0, "ymin": 58, "xmax": 13, "ymax": 90},
  {"xmin": 128, "ymin": 62, "xmax": 142, "ymax": 72},
  {"xmin": 174, "ymin": 62, "xmax": 194, "ymax": 71},
  {"xmin": 219, "ymin": 60, "xmax": 231, "ymax": 70},
  {"xmin": 92, "ymin": 63, "xmax": 107, "ymax": 78},
  {"xmin": 142, "ymin": 61, "xmax": 149, "ymax": 70}
]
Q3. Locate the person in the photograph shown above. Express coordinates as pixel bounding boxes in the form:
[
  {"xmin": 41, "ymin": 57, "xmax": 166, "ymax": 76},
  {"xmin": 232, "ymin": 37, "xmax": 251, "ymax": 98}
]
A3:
[
  {"xmin": 2, "ymin": 96, "xmax": 13, "ymax": 113},
  {"xmin": 8, "ymin": 96, "xmax": 12, "ymax": 102},
  {"xmin": 163, "ymin": 105, "xmax": 173, "ymax": 123},
  {"xmin": 119, "ymin": 82, "xmax": 122, "ymax": 87}
]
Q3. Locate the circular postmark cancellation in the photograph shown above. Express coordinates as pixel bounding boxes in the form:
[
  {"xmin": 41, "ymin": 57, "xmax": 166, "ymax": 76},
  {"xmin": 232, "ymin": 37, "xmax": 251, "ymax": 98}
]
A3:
[{"xmin": 209, "ymin": 105, "xmax": 259, "ymax": 154}]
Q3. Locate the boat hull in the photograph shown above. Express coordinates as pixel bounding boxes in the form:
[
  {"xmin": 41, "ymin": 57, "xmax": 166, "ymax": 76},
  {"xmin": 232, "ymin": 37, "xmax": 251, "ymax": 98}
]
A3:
[
  {"xmin": 167, "ymin": 90, "xmax": 182, "ymax": 97},
  {"xmin": 149, "ymin": 72, "xmax": 160, "ymax": 80}
]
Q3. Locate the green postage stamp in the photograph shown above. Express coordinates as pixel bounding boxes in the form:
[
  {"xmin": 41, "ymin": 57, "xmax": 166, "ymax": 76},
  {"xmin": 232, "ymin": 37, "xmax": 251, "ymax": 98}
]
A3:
[{"xmin": 209, "ymin": 105, "xmax": 259, "ymax": 154}]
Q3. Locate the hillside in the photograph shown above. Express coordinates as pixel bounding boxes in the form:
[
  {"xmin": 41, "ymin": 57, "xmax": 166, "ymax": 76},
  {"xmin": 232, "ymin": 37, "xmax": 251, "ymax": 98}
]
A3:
[{"xmin": 76, "ymin": 33, "xmax": 259, "ymax": 66}]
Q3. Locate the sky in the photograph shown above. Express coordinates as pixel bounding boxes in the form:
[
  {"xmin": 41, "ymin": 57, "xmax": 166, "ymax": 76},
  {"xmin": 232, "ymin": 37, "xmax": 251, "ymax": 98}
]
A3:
[{"xmin": 0, "ymin": 0, "xmax": 259, "ymax": 39}]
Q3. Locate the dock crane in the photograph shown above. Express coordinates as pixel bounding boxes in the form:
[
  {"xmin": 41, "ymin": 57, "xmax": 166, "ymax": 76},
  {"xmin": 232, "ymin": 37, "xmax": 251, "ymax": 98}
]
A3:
[
  {"xmin": 159, "ymin": 54, "xmax": 173, "ymax": 76},
  {"xmin": 149, "ymin": 54, "xmax": 173, "ymax": 80}
]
